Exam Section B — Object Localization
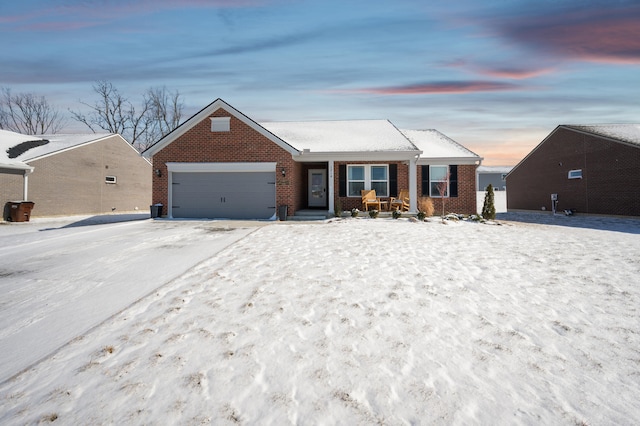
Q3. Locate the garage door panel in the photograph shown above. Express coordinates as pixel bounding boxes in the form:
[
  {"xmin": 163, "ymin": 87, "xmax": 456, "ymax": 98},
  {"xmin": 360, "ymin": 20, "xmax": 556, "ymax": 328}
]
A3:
[{"xmin": 172, "ymin": 171, "xmax": 276, "ymax": 219}]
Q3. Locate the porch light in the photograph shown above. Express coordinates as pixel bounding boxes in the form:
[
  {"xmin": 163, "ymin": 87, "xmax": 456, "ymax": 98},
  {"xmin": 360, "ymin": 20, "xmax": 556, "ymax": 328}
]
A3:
[
  {"xmin": 281, "ymin": 168, "xmax": 286, "ymax": 177},
  {"xmin": 155, "ymin": 169, "xmax": 162, "ymax": 177}
]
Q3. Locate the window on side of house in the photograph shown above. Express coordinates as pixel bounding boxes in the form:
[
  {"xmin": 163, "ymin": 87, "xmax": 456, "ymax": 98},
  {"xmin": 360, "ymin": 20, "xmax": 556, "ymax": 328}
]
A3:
[
  {"xmin": 568, "ymin": 169, "xmax": 582, "ymax": 179},
  {"xmin": 210, "ymin": 117, "xmax": 231, "ymax": 132},
  {"xmin": 429, "ymin": 165, "xmax": 449, "ymax": 197},
  {"xmin": 105, "ymin": 176, "xmax": 117, "ymax": 184},
  {"xmin": 347, "ymin": 164, "xmax": 389, "ymax": 197}
]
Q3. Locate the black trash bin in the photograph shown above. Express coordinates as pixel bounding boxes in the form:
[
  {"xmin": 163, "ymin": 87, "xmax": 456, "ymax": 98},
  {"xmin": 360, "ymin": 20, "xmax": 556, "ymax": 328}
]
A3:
[
  {"xmin": 150, "ymin": 203, "xmax": 163, "ymax": 218},
  {"xmin": 278, "ymin": 205, "xmax": 288, "ymax": 221}
]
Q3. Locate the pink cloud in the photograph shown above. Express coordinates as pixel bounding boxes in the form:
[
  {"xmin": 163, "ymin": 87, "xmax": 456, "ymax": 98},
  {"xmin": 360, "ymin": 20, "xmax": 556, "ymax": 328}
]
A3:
[
  {"xmin": 344, "ymin": 81, "xmax": 520, "ymax": 95},
  {"xmin": 476, "ymin": 67, "xmax": 555, "ymax": 80},
  {"xmin": 499, "ymin": 6, "xmax": 640, "ymax": 64}
]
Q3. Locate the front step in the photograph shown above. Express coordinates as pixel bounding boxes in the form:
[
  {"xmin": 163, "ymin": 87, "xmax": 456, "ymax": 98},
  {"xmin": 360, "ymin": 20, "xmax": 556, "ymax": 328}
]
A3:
[{"xmin": 289, "ymin": 209, "xmax": 329, "ymax": 221}]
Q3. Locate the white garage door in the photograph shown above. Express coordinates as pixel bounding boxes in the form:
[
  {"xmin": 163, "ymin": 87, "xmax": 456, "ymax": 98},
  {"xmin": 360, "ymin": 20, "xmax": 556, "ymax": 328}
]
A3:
[{"xmin": 169, "ymin": 163, "xmax": 277, "ymax": 219}]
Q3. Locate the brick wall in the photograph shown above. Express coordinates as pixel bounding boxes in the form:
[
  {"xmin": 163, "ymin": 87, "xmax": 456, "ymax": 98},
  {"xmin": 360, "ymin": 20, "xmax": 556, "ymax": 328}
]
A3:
[
  {"xmin": 507, "ymin": 127, "xmax": 640, "ymax": 216},
  {"xmin": 1, "ymin": 135, "xmax": 151, "ymax": 218},
  {"xmin": 333, "ymin": 161, "xmax": 410, "ymax": 212},
  {"xmin": 331, "ymin": 162, "xmax": 477, "ymax": 215},
  {"xmin": 417, "ymin": 164, "xmax": 478, "ymax": 215},
  {"xmin": 151, "ymin": 108, "xmax": 300, "ymax": 215}
]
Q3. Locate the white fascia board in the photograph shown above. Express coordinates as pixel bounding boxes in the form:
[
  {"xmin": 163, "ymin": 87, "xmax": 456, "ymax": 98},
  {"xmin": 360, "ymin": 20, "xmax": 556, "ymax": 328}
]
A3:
[
  {"xmin": 143, "ymin": 99, "xmax": 300, "ymax": 158},
  {"xmin": 417, "ymin": 157, "xmax": 482, "ymax": 166},
  {"xmin": 0, "ymin": 163, "xmax": 34, "ymax": 173},
  {"xmin": 166, "ymin": 162, "xmax": 277, "ymax": 173},
  {"xmin": 294, "ymin": 151, "xmax": 420, "ymax": 162}
]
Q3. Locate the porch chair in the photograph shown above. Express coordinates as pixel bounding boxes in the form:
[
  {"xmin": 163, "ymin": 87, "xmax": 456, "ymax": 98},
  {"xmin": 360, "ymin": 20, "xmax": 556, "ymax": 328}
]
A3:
[
  {"xmin": 361, "ymin": 189, "xmax": 381, "ymax": 211},
  {"xmin": 389, "ymin": 189, "xmax": 410, "ymax": 212}
]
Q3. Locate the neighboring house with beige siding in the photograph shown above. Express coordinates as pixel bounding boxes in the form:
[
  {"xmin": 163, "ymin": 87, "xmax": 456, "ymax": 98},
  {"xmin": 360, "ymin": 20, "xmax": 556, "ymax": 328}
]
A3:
[{"xmin": 1, "ymin": 132, "xmax": 151, "ymax": 218}]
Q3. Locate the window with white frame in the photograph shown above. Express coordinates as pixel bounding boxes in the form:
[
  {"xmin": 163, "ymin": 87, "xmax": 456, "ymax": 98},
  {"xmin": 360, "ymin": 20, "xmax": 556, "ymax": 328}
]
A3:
[
  {"xmin": 568, "ymin": 169, "xmax": 582, "ymax": 179},
  {"xmin": 430, "ymin": 165, "xmax": 449, "ymax": 197},
  {"xmin": 347, "ymin": 165, "xmax": 388, "ymax": 197}
]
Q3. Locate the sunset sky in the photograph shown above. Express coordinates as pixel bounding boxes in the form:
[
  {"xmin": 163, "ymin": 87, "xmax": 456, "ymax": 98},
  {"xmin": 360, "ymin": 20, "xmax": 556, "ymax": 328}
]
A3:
[{"xmin": 2, "ymin": 0, "xmax": 639, "ymax": 165}]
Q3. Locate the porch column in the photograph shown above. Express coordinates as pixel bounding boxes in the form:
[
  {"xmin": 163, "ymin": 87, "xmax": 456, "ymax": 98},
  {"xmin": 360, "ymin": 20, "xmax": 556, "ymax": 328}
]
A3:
[
  {"xmin": 409, "ymin": 157, "xmax": 418, "ymax": 212},
  {"xmin": 328, "ymin": 160, "xmax": 335, "ymax": 213}
]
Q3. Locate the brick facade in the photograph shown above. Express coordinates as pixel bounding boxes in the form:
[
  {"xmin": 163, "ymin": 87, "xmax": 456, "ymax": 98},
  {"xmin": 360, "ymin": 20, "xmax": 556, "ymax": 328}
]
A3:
[
  {"xmin": 151, "ymin": 108, "xmax": 301, "ymax": 216},
  {"xmin": 507, "ymin": 127, "xmax": 640, "ymax": 216},
  {"xmin": 0, "ymin": 135, "xmax": 151, "ymax": 218},
  {"xmin": 333, "ymin": 161, "xmax": 410, "ymax": 212},
  {"xmin": 147, "ymin": 101, "xmax": 481, "ymax": 218},
  {"xmin": 417, "ymin": 164, "xmax": 478, "ymax": 215}
]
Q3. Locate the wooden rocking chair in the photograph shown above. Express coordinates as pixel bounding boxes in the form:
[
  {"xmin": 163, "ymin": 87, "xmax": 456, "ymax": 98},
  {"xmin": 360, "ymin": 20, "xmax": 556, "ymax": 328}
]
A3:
[
  {"xmin": 361, "ymin": 189, "xmax": 381, "ymax": 211},
  {"xmin": 389, "ymin": 189, "xmax": 410, "ymax": 212}
]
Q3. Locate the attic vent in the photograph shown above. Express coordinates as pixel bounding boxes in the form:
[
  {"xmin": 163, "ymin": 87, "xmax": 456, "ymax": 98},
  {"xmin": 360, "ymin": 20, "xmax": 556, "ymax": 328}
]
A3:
[
  {"xmin": 6, "ymin": 139, "xmax": 50, "ymax": 159},
  {"xmin": 211, "ymin": 117, "xmax": 230, "ymax": 132}
]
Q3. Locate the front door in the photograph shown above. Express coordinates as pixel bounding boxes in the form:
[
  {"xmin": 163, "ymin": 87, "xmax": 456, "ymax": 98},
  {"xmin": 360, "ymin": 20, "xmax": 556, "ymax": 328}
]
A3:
[{"xmin": 308, "ymin": 169, "xmax": 327, "ymax": 207}]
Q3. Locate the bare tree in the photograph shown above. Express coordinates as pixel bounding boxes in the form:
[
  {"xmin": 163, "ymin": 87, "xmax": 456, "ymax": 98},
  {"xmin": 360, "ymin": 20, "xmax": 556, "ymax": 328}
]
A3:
[
  {"xmin": 70, "ymin": 80, "xmax": 150, "ymax": 146},
  {"xmin": 435, "ymin": 169, "xmax": 450, "ymax": 222},
  {"xmin": 138, "ymin": 86, "xmax": 183, "ymax": 151},
  {"xmin": 70, "ymin": 80, "xmax": 183, "ymax": 151},
  {"xmin": 0, "ymin": 88, "xmax": 65, "ymax": 134}
]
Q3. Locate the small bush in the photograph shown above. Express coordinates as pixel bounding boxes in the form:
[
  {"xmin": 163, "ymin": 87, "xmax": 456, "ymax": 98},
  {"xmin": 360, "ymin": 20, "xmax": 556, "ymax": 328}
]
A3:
[
  {"xmin": 368, "ymin": 209, "xmax": 379, "ymax": 219},
  {"xmin": 416, "ymin": 211, "xmax": 427, "ymax": 221},
  {"xmin": 350, "ymin": 208, "xmax": 359, "ymax": 218},
  {"xmin": 392, "ymin": 209, "xmax": 401, "ymax": 219},
  {"xmin": 481, "ymin": 184, "xmax": 496, "ymax": 220},
  {"xmin": 417, "ymin": 197, "xmax": 435, "ymax": 217}
]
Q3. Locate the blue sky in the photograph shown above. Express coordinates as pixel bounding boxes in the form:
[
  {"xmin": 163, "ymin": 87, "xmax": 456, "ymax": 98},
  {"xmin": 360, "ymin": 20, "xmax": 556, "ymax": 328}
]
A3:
[{"xmin": 2, "ymin": 0, "xmax": 639, "ymax": 165}]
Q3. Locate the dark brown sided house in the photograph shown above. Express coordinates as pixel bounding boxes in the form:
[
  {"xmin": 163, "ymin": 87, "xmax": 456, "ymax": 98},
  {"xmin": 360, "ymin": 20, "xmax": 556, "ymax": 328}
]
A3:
[
  {"xmin": 506, "ymin": 124, "xmax": 640, "ymax": 217},
  {"xmin": 142, "ymin": 99, "xmax": 482, "ymax": 219}
]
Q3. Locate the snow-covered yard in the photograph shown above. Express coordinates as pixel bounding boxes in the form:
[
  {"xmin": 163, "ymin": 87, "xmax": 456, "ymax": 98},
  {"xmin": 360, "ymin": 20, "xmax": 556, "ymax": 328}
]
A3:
[{"xmin": 1, "ymin": 213, "xmax": 639, "ymax": 425}]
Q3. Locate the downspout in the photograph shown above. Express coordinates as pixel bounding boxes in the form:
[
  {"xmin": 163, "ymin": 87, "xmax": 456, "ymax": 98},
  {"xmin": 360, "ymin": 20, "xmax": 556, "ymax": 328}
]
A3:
[
  {"xmin": 23, "ymin": 169, "xmax": 32, "ymax": 201},
  {"xmin": 409, "ymin": 156, "xmax": 418, "ymax": 212},
  {"xmin": 328, "ymin": 160, "xmax": 334, "ymax": 214}
]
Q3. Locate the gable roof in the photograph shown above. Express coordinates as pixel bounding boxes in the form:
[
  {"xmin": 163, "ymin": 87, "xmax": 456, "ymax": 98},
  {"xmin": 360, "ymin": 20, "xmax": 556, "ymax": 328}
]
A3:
[
  {"xmin": 562, "ymin": 124, "xmax": 640, "ymax": 148},
  {"xmin": 507, "ymin": 124, "xmax": 640, "ymax": 178},
  {"xmin": 260, "ymin": 120, "xmax": 418, "ymax": 153},
  {"xmin": 142, "ymin": 98, "xmax": 300, "ymax": 158},
  {"xmin": 0, "ymin": 129, "xmax": 37, "ymax": 173},
  {"xmin": 400, "ymin": 129, "xmax": 482, "ymax": 165},
  {"xmin": 8, "ymin": 133, "xmax": 132, "ymax": 162}
]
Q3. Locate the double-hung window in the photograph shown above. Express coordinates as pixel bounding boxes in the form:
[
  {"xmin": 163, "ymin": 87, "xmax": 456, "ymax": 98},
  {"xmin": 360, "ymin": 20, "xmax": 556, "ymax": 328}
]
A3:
[
  {"xmin": 430, "ymin": 165, "xmax": 449, "ymax": 197},
  {"xmin": 347, "ymin": 165, "xmax": 389, "ymax": 197}
]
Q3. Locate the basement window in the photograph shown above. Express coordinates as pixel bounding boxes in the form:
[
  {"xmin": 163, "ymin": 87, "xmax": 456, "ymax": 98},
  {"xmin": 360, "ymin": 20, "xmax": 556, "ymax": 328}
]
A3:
[
  {"xmin": 568, "ymin": 169, "xmax": 582, "ymax": 179},
  {"xmin": 211, "ymin": 117, "xmax": 231, "ymax": 132},
  {"xmin": 105, "ymin": 176, "xmax": 117, "ymax": 184}
]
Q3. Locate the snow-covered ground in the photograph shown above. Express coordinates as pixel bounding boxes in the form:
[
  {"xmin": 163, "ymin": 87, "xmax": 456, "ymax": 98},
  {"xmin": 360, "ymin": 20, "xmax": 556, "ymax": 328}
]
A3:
[
  {"xmin": 1, "ymin": 213, "xmax": 639, "ymax": 425},
  {"xmin": 0, "ymin": 214, "xmax": 263, "ymax": 383}
]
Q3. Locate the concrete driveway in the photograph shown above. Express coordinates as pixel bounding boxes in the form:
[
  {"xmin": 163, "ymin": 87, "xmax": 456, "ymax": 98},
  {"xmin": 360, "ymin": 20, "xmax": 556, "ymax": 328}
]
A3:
[{"xmin": 0, "ymin": 215, "xmax": 268, "ymax": 383}]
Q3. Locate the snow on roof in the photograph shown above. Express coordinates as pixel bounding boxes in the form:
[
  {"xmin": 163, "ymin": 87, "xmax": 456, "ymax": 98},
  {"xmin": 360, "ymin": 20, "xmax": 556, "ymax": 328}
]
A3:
[
  {"xmin": 477, "ymin": 165, "xmax": 513, "ymax": 174},
  {"xmin": 0, "ymin": 129, "xmax": 40, "ymax": 171},
  {"xmin": 8, "ymin": 133, "xmax": 114, "ymax": 161},
  {"xmin": 260, "ymin": 120, "xmax": 418, "ymax": 152},
  {"xmin": 564, "ymin": 124, "xmax": 640, "ymax": 147},
  {"xmin": 400, "ymin": 129, "xmax": 480, "ymax": 159}
]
